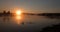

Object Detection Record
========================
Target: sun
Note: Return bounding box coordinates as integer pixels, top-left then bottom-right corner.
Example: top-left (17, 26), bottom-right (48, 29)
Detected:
top-left (16, 10), bottom-right (22, 15)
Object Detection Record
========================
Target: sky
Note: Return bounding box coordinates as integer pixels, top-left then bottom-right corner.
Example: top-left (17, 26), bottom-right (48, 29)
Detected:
top-left (0, 0), bottom-right (60, 13)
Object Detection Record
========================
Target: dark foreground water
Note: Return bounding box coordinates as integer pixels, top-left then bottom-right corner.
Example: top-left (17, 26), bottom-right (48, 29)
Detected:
top-left (0, 15), bottom-right (60, 32)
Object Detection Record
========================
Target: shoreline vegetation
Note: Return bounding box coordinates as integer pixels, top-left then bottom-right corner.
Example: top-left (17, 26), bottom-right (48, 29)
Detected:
top-left (0, 11), bottom-right (60, 18)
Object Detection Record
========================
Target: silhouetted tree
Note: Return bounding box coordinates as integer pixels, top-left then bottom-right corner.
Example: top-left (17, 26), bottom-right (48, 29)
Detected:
top-left (7, 11), bottom-right (10, 14)
top-left (3, 10), bottom-right (6, 14)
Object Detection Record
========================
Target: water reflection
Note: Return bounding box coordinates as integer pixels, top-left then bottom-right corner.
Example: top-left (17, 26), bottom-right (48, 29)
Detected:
top-left (16, 16), bottom-right (21, 20)
top-left (16, 16), bottom-right (21, 24)
top-left (14, 15), bottom-right (22, 25)
top-left (3, 16), bottom-right (10, 23)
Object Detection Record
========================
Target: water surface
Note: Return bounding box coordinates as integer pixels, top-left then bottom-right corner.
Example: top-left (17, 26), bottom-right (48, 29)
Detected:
top-left (0, 15), bottom-right (60, 32)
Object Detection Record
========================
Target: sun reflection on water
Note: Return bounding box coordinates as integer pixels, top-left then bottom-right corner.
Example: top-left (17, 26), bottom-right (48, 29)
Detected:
top-left (13, 14), bottom-right (23, 25)
top-left (16, 16), bottom-right (21, 20)
top-left (16, 15), bottom-right (21, 24)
